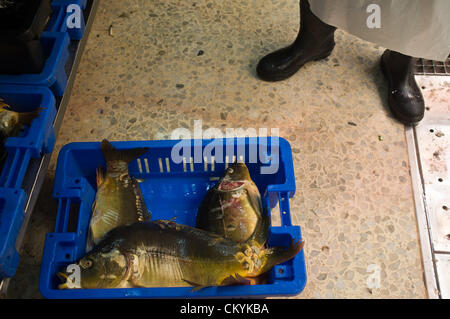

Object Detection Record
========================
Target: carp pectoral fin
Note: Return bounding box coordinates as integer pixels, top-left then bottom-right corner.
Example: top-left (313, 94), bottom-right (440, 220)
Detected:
top-left (96, 166), bottom-right (106, 187)
top-left (129, 282), bottom-right (146, 288)
top-left (57, 271), bottom-right (68, 281)
top-left (247, 273), bottom-right (269, 285)
top-left (221, 273), bottom-right (252, 287)
top-left (259, 239), bottom-right (305, 275)
top-left (183, 279), bottom-right (209, 292)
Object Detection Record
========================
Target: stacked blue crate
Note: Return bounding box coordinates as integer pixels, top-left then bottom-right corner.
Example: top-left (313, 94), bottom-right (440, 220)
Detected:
top-left (0, 1), bottom-right (89, 278)
top-left (0, 32), bottom-right (70, 97)
top-left (0, 1), bottom-right (87, 96)
top-left (0, 85), bottom-right (57, 278)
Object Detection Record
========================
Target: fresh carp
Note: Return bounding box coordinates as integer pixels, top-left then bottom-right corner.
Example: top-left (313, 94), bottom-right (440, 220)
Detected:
top-left (0, 99), bottom-right (41, 165)
top-left (0, 99), bottom-right (40, 139)
top-left (87, 140), bottom-right (151, 250)
top-left (58, 220), bottom-right (303, 289)
top-left (196, 162), bottom-right (270, 247)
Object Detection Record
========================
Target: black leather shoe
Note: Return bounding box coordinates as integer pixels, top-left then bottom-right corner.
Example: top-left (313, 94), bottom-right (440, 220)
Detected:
top-left (380, 50), bottom-right (425, 125)
top-left (257, 0), bottom-right (336, 82)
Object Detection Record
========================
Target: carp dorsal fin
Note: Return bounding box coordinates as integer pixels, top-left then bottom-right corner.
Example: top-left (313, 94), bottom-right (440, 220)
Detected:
top-left (221, 273), bottom-right (252, 286)
top-left (131, 178), bottom-right (150, 222)
top-left (101, 139), bottom-right (149, 164)
top-left (96, 166), bottom-right (106, 187)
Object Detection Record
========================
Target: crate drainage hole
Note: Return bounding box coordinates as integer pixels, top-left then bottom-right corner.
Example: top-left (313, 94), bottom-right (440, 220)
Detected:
top-left (137, 159), bottom-right (143, 173)
top-left (65, 254), bottom-right (70, 260)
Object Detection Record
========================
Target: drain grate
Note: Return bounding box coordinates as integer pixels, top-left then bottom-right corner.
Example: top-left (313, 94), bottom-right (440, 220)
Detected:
top-left (415, 55), bottom-right (450, 75)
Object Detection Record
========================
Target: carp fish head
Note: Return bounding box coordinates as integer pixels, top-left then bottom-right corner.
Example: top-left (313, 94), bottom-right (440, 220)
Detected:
top-left (58, 243), bottom-right (128, 289)
top-left (224, 162), bottom-right (251, 179)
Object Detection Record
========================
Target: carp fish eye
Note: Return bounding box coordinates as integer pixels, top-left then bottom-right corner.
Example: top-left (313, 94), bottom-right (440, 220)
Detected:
top-left (227, 168), bottom-right (234, 174)
top-left (80, 259), bottom-right (93, 269)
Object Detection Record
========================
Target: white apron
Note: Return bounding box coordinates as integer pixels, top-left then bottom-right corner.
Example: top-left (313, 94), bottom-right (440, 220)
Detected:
top-left (309, 0), bottom-right (450, 61)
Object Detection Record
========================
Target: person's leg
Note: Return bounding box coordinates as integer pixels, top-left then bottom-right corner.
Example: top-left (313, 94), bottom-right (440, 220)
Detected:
top-left (257, 0), bottom-right (336, 82)
top-left (380, 50), bottom-right (425, 125)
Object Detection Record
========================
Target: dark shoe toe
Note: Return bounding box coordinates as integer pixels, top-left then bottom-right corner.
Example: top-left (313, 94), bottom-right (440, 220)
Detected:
top-left (388, 92), bottom-right (425, 125)
top-left (256, 49), bottom-right (296, 82)
top-left (380, 51), bottom-right (425, 126)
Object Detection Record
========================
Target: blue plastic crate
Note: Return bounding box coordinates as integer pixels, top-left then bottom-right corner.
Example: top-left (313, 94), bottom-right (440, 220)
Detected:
top-left (0, 85), bottom-right (57, 189)
top-left (0, 32), bottom-right (70, 97)
top-left (46, 0), bottom-right (87, 40)
top-left (0, 85), bottom-right (57, 278)
top-left (39, 137), bottom-right (307, 299)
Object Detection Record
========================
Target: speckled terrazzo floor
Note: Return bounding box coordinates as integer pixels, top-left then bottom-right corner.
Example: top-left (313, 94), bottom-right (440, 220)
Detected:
top-left (6, 0), bottom-right (428, 298)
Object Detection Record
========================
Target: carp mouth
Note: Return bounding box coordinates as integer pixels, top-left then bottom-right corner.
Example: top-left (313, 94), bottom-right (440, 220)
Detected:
top-left (218, 180), bottom-right (245, 192)
top-left (57, 272), bottom-right (71, 289)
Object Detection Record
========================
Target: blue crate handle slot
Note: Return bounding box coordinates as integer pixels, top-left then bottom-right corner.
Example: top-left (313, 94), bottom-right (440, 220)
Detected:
top-left (279, 192), bottom-right (292, 227)
top-left (54, 177), bottom-right (95, 252)
top-left (0, 149), bottom-right (32, 189)
top-left (0, 188), bottom-right (27, 278)
top-left (54, 198), bottom-right (72, 234)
